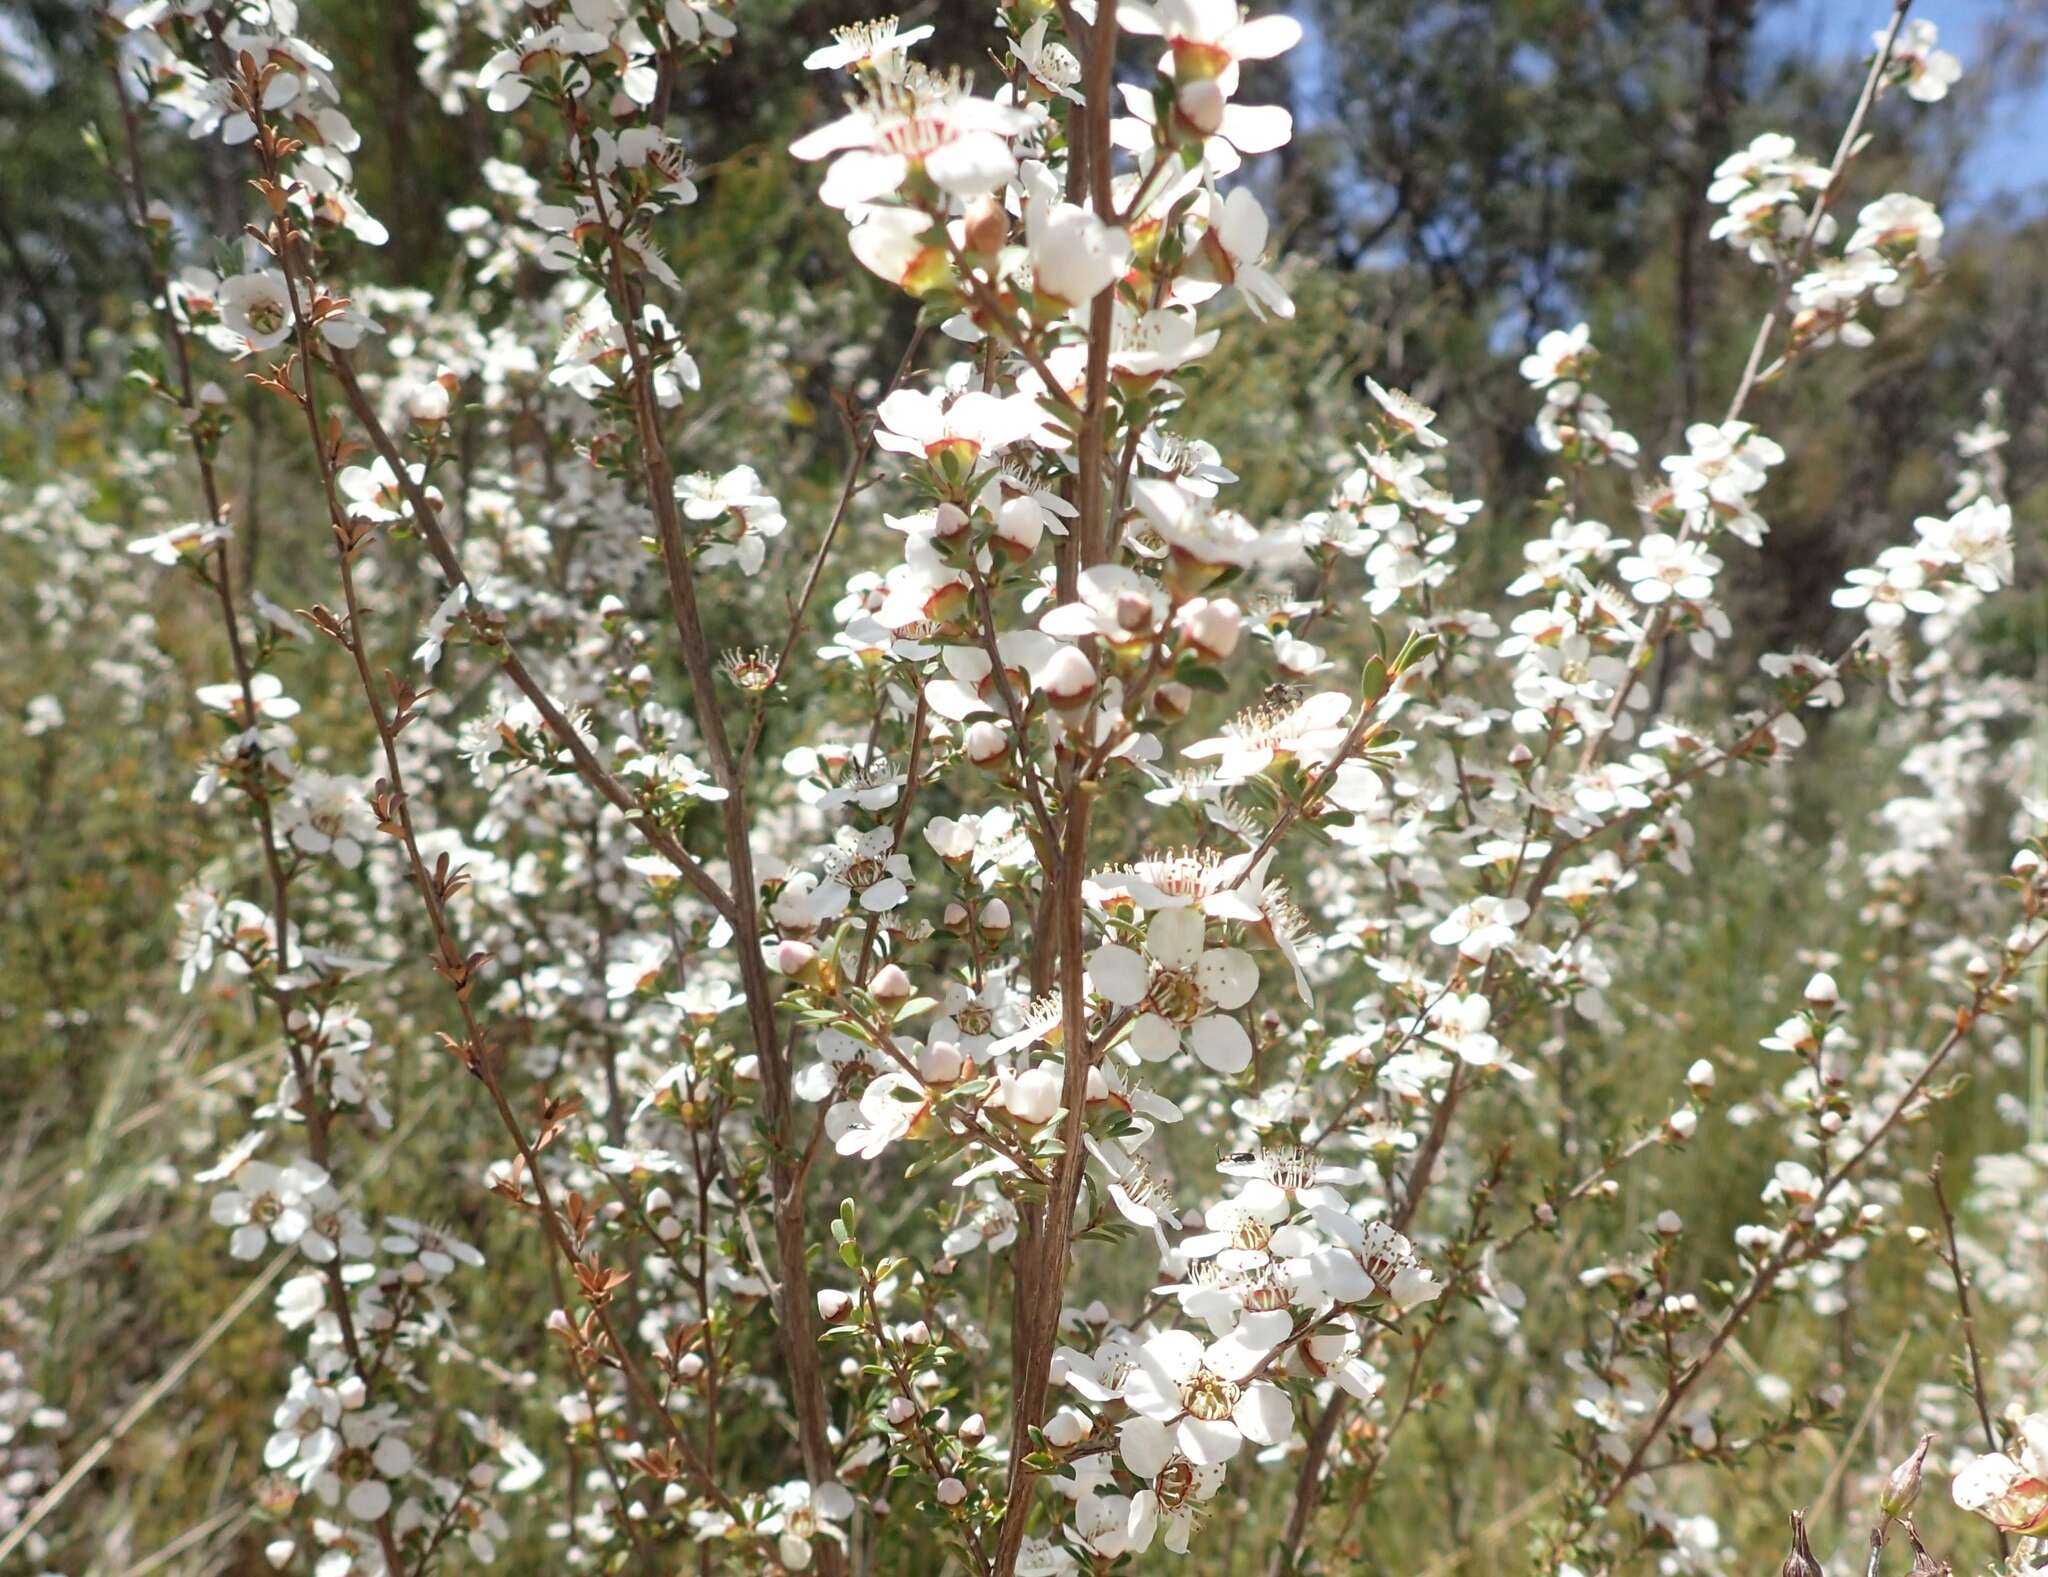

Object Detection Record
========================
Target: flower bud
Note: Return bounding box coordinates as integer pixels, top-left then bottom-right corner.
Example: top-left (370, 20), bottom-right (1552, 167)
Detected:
top-left (959, 1412), bottom-right (987, 1445)
top-left (1038, 644), bottom-right (1097, 711)
top-left (1781, 1509), bottom-right (1821, 1577)
top-left (817, 1288), bottom-right (854, 1323)
top-left (902, 1319), bottom-right (932, 1347)
top-left (678, 1351), bottom-right (705, 1381)
top-left (776, 939), bottom-right (818, 978)
top-left (871, 962), bottom-right (913, 1007)
top-left (407, 381), bottom-right (451, 425)
top-left (1880, 1432), bottom-right (1934, 1520)
top-left (1005, 1066), bottom-right (1061, 1125)
top-left (937, 1476), bottom-right (967, 1506)
top-left (1664, 1106), bottom-right (1698, 1142)
top-left (992, 496), bottom-right (1044, 564)
top-left (933, 501), bottom-right (972, 550)
top-left (963, 195), bottom-right (1007, 256)
top-left (1685, 1058), bottom-right (1716, 1097)
top-left (1803, 971), bottom-right (1839, 1009)
top-left (1043, 1408), bottom-right (1089, 1448)
top-left (965, 720), bottom-right (1009, 766)
top-left (886, 1395), bottom-right (917, 1426)
top-left (1152, 680), bottom-right (1194, 720)
top-left (1177, 596), bottom-right (1243, 659)
top-left (1654, 1210), bottom-right (1682, 1235)
top-left (920, 1038), bottom-right (964, 1084)
top-left (265, 1540), bottom-right (298, 1570)
top-left (978, 898), bottom-right (1013, 940)
top-left (1175, 77), bottom-right (1226, 135)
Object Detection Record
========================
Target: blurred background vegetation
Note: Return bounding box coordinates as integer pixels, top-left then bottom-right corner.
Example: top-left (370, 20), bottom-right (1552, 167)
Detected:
top-left (1, 0), bottom-right (2044, 1570)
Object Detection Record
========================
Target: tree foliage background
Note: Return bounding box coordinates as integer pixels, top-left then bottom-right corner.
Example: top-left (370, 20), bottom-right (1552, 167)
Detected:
top-left (1, 0), bottom-right (2046, 1571)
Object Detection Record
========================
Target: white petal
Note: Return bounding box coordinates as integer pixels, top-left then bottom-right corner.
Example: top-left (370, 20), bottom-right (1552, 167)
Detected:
top-left (1196, 946), bottom-right (1258, 1010)
top-left (1189, 1013), bottom-right (1252, 1074)
top-left (1088, 943), bottom-right (1150, 1006)
top-left (1130, 1013), bottom-right (1180, 1062)
top-left (1147, 906), bottom-right (1206, 969)
top-left (1118, 1416), bottom-right (1175, 1478)
top-left (1233, 1381), bottom-right (1293, 1446)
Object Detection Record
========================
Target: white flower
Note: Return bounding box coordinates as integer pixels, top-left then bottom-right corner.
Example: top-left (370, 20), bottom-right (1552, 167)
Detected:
top-left (195, 671), bottom-right (300, 726)
top-left (1831, 545), bottom-right (1945, 627)
top-left (1184, 186), bottom-right (1292, 320)
top-left (792, 80), bottom-right (1032, 208)
top-left (1519, 322), bottom-right (1591, 388)
top-left (1089, 907), bottom-right (1259, 1073)
top-left (874, 388), bottom-right (1046, 469)
top-left (1428, 894), bottom-right (1529, 960)
top-left (1364, 378), bottom-right (1448, 448)
top-left (1616, 532), bottom-right (1721, 606)
top-left (209, 1158), bottom-right (329, 1261)
top-left (832, 1072), bottom-right (927, 1159)
top-left (1028, 201), bottom-right (1131, 307)
top-left (219, 270), bottom-right (294, 351)
top-left (760, 1479), bottom-right (857, 1570)
top-left (678, 465), bottom-right (787, 575)
top-left (1952, 1413), bottom-right (2048, 1535)
top-left (1887, 18), bottom-right (1962, 104)
top-left (1118, 1316), bottom-right (1294, 1465)
top-left (1181, 690), bottom-right (1352, 783)
top-left (803, 17), bottom-right (933, 74)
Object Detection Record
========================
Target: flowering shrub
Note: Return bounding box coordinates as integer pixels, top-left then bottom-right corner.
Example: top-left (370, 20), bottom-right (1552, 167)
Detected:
top-left (2, 2), bottom-right (2044, 1575)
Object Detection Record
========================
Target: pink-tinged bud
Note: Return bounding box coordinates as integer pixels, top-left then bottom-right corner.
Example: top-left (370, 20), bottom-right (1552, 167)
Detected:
top-left (1804, 972), bottom-right (1839, 1009)
top-left (1507, 742), bottom-right (1534, 768)
top-left (886, 1395), bottom-right (917, 1426)
top-left (1664, 1106), bottom-right (1698, 1142)
top-left (547, 1308), bottom-right (574, 1335)
top-left (1964, 954), bottom-right (1992, 983)
top-left (936, 1477), bottom-right (967, 1506)
top-left (1152, 680), bottom-right (1194, 720)
top-left (1038, 645), bottom-right (1097, 710)
top-left (645, 1186), bottom-right (674, 1215)
top-left (963, 195), bottom-right (1007, 256)
top-left (902, 1319), bottom-right (932, 1347)
top-left (407, 381), bottom-right (451, 424)
top-left (1043, 1408), bottom-right (1089, 1448)
top-left (254, 1474), bottom-right (300, 1515)
top-left (1654, 1210), bottom-right (1682, 1235)
top-left (978, 898), bottom-right (1012, 938)
top-left (265, 1539), bottom-right (297, 1570)
top-left (2014, 847), bottom-right (2044, 879)
top-left (677, 1352), bottom-right (705, 1381)
top-left (1685, 1058), bottom-right (1716, 1096)
top-left (959, 1412), bottom-right (987, 1444)
top-left (1175, 76), bottom-right (1226, 135)
top-left (1178, 596), bottom-right (1243, 659)
top-left (943, 900), bottom-right (970, 931)
top-left (871, 963), bottom-right (913, 1005)
top-left (776, 939), bottom-right (817, 978)
top-left (919, 1038), bottom-right (964, 1084)
top-left (993, 496), bottom-right (1044, 563)
top-left (817, 1288), bottom-right (854, 1323)
top-left (733, 1053), bottom-right (761, 1082)
top-left (1005, 1066), bottom-right (1061, 1125)
top-left (965, 720), bottom-right (1009, 766)
top-left (933, 501), bottom-right (972, 548)
top-left (1115, 588), bottom-right (1157, 633)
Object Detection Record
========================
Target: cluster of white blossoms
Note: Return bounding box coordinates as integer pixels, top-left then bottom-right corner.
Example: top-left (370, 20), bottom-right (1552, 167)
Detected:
top-left (49, 0), bottom-right (2041, 1573)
